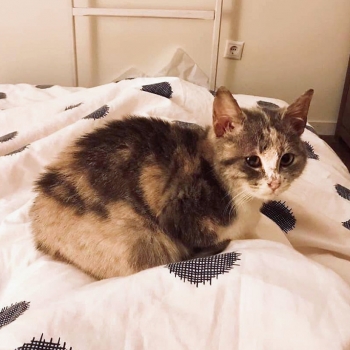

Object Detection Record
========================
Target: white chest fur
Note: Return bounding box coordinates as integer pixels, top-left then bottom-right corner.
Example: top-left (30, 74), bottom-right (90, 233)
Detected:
top-left (217, 198), bottom-right (262, 241)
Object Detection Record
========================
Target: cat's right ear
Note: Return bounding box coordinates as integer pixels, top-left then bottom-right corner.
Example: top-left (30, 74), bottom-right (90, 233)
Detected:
top-left (213, 86), bottom-right (244, 137)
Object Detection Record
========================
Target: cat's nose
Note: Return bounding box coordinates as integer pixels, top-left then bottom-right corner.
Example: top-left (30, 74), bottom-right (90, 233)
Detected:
top-left (268, 179), bottom-right (281, 191)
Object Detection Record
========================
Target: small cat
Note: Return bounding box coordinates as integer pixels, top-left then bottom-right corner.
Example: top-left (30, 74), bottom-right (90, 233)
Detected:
top-left (29, 86), bottom-right (313, 279)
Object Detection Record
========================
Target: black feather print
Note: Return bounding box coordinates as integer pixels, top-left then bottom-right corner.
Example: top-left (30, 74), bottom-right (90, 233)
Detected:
top-left (83, 105), bottom-right (110, 120)
top-left (260, 201), bottom-right (296, 233)
top-left (167, 252), bottom-right (240, 287)
top-left (0, 131), bottom-right (17, 143)
top-left (0, 301), bottom-right (30, 328)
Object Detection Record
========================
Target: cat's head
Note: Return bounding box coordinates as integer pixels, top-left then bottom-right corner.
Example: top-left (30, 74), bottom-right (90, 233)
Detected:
top-left (211, 86), bottom-right (314, 201)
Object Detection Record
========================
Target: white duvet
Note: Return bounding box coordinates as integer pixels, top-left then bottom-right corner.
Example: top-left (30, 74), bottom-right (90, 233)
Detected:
top-left (0, 78), bottom-right (350, 350)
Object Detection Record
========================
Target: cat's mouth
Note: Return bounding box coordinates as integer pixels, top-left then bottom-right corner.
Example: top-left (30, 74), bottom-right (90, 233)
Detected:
top-left (247, 183), bottom-right (289, 201)
top-left (257, 190), bottom-right (282, 200)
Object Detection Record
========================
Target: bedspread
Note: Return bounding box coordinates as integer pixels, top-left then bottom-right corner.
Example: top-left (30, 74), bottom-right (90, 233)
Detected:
top-left (0, 78), bottom-right (350, 350)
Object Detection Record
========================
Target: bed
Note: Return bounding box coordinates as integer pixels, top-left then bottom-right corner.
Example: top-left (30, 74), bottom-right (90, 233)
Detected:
top-left (1, 3), bottom-right (350, 350)
top-left (1, 77), bottom-right (350, 350)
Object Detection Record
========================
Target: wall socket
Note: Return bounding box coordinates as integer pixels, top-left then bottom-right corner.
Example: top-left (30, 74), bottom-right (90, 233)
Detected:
top-left (224, 40), bottom-right (245, 60)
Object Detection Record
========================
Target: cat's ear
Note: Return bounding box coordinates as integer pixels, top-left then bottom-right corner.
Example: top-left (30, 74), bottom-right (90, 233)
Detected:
top-left (283, 89), bottom-right (314, 136)
top-left (213, 86), bottom-right (244, 137)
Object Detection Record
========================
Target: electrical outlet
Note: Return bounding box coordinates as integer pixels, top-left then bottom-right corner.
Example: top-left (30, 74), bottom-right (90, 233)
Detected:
top-left (224, 40), bottom-right (245, 60)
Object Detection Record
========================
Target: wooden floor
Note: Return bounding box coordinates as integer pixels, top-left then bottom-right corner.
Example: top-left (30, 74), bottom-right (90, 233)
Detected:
top-left (320, 135), bottom-right (350, 172)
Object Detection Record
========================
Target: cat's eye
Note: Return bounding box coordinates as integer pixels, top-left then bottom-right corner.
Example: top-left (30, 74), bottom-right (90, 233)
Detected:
top-left (246, 156), bottom-right (261, 168)
top-left (280, 153), bottom-right (294, 167)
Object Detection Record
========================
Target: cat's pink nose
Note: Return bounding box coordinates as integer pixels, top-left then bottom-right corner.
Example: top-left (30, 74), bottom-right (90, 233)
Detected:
top-left (268, 179), bottom-right (281, 191)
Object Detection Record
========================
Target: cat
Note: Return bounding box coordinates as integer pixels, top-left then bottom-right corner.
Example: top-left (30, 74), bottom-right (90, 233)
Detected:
top-left (29, 86), bottom-right (313, 279)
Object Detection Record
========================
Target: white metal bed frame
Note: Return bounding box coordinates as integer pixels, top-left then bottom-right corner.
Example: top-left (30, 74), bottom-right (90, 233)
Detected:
top-left (70, 0), bottom-right (223, 90)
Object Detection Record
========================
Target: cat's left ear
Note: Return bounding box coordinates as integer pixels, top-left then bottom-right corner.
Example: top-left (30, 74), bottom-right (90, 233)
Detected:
top-left (283, 89), bottom-right (314, 136)
top-left (213, 86), bottom-right (245, 137)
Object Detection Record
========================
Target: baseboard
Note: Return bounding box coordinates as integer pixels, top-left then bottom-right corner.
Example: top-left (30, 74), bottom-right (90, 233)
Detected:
top-left (308, 121), bottom-right (337, 135)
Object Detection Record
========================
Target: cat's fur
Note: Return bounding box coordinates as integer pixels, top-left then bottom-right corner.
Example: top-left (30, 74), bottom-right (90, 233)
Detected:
top-left (29, 87), bottom-right (313, 279)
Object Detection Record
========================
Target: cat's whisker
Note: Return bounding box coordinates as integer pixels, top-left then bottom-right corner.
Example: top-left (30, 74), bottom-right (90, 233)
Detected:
top-left (229, 199), bottom-right (236, 220)
top-left (229, 192), bottom-right (247, 213)
top-left (226, 190), bottom-right (249, 220)
top-left (234, 193), bottom-right (253, 211)
top-left (234, 190), bottom-right (249, 200)
top-left (224, 190), bottom-right (246, 217)
top-left (232, 192), bottom-right (247, 205)
top-left (224, 196), bottom-right (235, 218)
top-left (231, 190), bottom-right (247, 202)
top-left (224, 198), bottom-right (233, 220)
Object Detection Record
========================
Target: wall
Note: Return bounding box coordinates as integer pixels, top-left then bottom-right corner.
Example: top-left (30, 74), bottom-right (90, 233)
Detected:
top-left (1, 0), bottom-right (350, 134)
top-left (219, 0), bottom-right (350, 134)
top-left (0, 0), bottom-right (73, 86)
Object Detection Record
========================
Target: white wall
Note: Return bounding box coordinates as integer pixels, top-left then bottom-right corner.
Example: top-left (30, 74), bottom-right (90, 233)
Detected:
top-left (218, 0), bottom-right (350, 134)
top-left (1, 0), bottom-right (350, 133)
top-left (0, 0), bottom-right (73, 86)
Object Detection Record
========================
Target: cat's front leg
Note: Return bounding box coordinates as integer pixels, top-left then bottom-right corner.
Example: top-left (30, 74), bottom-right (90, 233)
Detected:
top-left (218, 198), bottom-right (262, 241)
top-left (191, 239), bottom-right (231, 259)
